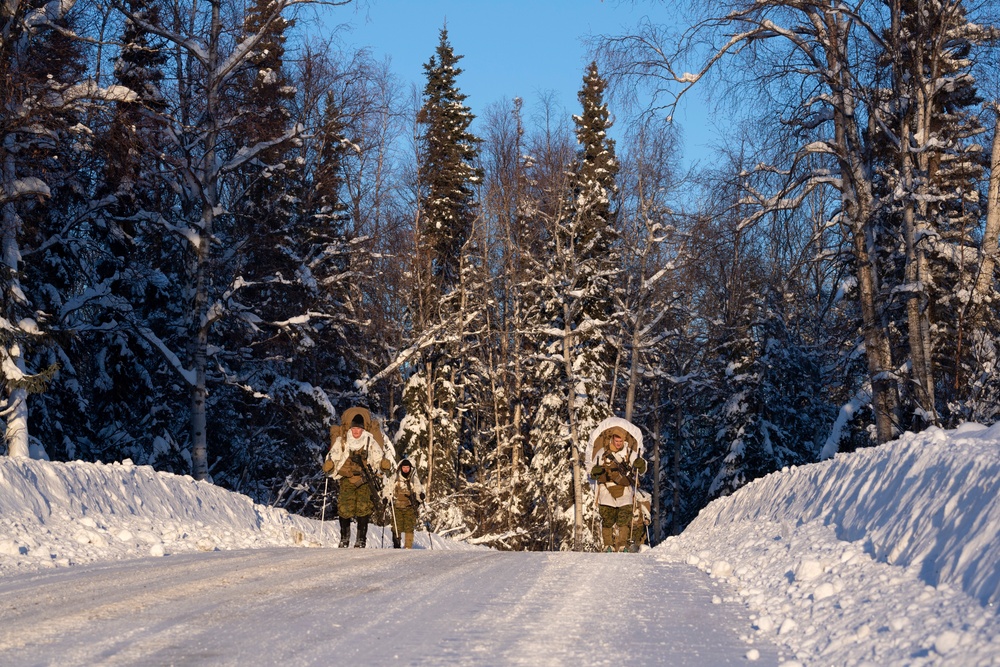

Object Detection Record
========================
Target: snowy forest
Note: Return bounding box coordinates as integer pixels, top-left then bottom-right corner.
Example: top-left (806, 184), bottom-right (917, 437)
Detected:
top-left (2, 0), bottom-right (1000, 551)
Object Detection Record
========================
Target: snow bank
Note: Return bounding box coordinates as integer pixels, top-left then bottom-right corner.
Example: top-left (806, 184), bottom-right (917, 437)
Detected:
top-left (0, 458), bottom-right (459, 576)
top-left (656, 425), bottom-right (1000, 666)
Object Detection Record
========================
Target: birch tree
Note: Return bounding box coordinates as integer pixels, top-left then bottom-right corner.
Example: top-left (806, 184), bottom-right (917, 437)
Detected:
top-left (599, 2), bottom-right (915, 443)
top-left (111, 0), bottom-right (351, 480)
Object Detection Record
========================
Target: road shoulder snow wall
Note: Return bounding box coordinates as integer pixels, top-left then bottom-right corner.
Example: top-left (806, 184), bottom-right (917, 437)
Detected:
top-left (681, 424), bottom-right (1000, 607)
top-left (0, 458), bottom-right (319, 568)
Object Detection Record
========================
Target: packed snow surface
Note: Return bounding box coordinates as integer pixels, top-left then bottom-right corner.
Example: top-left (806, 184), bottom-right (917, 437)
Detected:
top-left (0, 550), bottom-right (769, 665)
top-left (0, 423), bottom-right (998, 665)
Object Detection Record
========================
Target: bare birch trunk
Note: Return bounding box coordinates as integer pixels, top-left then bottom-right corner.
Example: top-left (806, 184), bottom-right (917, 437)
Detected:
top-left (651, 389), bottom-right (662, 543)
top-left (672, 401), bottom-right (682, 536)
top-left (564, 302), bottom-right (584, 551)
top-left (901, 150), bottom-right (937, 425)
top-left (189, 0), bottom-right (222, 482)
top-left (624, 319), bottom-right (640, 422)
top-left (896, 3), bottom-right (938, 426)
top-left (974, 108), bottom-right (1000, 301)
top-left (826, 9), bottom-right (899, 442)
top-left (425, 360), bottom-right (435, 501)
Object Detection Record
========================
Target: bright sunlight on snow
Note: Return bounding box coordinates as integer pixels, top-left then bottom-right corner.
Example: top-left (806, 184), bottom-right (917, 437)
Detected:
top-left (1, 424), bottom-right (998, 665)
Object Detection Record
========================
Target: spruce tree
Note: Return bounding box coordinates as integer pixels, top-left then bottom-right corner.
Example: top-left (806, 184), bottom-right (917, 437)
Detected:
top-left (904, 0), bottom-right (992, 419)
top-left (525, 62), bottom-right (620, 550)
top-left (871, 0), bottom-right (992, 427)
top-left (50, 0), bottom-right (183, 469)
top-left (398, 28), bottom-right (482, 502)
top-left (568, 62), bottom-right (620, 431)
top-left (416, 27), bottom-right (482, 304)
top-left (1, 0), bottom-right (87, 457)
top-left (571, 62), bottom-right (620, 318)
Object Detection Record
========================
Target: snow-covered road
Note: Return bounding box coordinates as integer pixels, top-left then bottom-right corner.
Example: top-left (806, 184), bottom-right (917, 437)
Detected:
top-left (0, 549), bottom-right (776, 666)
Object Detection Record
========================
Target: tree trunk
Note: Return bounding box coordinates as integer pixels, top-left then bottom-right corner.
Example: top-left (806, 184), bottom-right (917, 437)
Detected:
top-left (974, 108), bottom-right (1000, 301)
top-left (672, 400), bottom-right (682, 536)
top-left (564, 302), bottom-right (584, 551)
top-left (901, 149), bottom-right (937, 425)
top-left (651, 387), bottom-right (662, 544)
top-left (4, 344), bottom-right (29, 459)
top-left (189, 0), bottom-right (222, 482)
top-left (852, 225), bottom-right (900, 442)
top-left (895, 2), bottom-right (938, 426)
top-left (825, 8), bottom-right (899, 442)
top-left (624, 316), bottom-right (641, 422)
top-left (425, 360), bottom-right (435, 501)
top-left (2, 151), bottom-right (29, 459)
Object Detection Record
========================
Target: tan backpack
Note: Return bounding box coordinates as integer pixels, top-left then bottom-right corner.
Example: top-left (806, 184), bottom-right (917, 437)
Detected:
top-left (592, 425), bottom-right (639, 465)
top-left (329, 406), bottom-right (387, 453)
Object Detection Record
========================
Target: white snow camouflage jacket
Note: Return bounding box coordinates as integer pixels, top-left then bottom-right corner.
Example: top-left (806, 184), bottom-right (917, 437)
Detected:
top-left (326, 431), bottom-right (393, 481)
top-left (594, 447), bottom-right (638, 508)
top-left (382, 467), bottom-right (424, 507)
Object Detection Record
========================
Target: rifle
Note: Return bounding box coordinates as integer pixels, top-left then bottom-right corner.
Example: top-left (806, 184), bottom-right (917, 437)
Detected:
top-left (603, 455), bottom-right (637, 487)
top-left (356, 454), bottom-right (388, 519)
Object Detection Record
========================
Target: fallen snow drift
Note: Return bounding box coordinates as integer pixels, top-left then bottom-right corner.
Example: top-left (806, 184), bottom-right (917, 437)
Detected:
top-left (656, 424), bottom-right (1000, 666)
top-left (0, 458), bottom-right (457, 576)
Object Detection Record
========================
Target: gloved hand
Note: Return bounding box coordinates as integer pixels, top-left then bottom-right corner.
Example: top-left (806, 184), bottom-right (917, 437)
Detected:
top-left (380, 458), bottom-right (391, 471)
top-left (590, 466), bottom-right (604, 477)
top-left (322, 460), bottom-right (334, 473)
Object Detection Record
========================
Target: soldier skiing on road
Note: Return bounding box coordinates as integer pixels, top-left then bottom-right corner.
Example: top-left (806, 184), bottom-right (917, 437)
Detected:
top-left (383, 458), bottom-right (424, 549)
top-left (323, 408), bottom-right (394, 548)
top-left (586, 417), bottom-right (648, 552)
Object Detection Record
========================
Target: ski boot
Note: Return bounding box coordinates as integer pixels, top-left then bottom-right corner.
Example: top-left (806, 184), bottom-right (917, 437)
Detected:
top-left (354, 516), bottom-right (369, 548)
top-left (338, 518), bottom-right (351, 548)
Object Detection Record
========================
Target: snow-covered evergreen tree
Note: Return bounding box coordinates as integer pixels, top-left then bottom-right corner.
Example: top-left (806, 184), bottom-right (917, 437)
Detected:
top-left (396, 28), bottom-right (482, 503)
top-left (0, 0), bottom-right (112, 458)
top-left (30, 0), bottom-right (189, 470)
top-left (525, 63), bottom-right (620, 550)
top-left (892, 0), bottom-right (995, 425)
top-left (97, 0), bottom-right (358, 483)
top-left (416, 27), bottom-right (481, 299)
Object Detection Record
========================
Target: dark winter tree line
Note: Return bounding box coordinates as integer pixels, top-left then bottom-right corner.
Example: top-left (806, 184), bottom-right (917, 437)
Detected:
top-left (2, 0), bottom-right (1000, 551)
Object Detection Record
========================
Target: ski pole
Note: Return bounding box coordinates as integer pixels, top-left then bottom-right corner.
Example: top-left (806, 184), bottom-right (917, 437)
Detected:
top-left (593, 483), bottom-right (603, 550)
top-left (380, 494), bottom-right (386, 549)
top-left (390, 497), bottom-right (399, 547)
top-left (320, 476), bottom-right (329, 546)
top-left (628, 468), bottom-right (639, 552)
top-left (424, 507), bottom-right (433, 551)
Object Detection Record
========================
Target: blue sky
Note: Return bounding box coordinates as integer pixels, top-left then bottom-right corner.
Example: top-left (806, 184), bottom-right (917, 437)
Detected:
top-left (334, 0), bottom-right (716, 166)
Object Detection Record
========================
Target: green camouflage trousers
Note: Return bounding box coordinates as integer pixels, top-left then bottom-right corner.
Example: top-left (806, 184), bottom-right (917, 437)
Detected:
top-left (598, 504), bottom-right (631, 527)
top-left (599, 504), bottom-right (644, 549)
top-left (338, 480), bottom-right (374, 518)
top-left (391, 505), bottom-right (417, 535)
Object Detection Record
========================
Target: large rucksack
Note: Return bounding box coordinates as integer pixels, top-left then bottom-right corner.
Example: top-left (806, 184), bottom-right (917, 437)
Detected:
top-left (590, 425), bottom-right (640, 466)
top-left (329, 406), bottom-right (387, 453)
